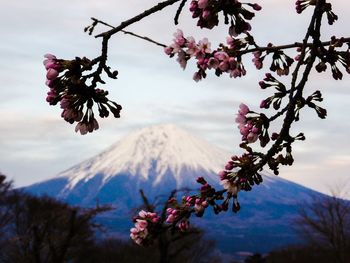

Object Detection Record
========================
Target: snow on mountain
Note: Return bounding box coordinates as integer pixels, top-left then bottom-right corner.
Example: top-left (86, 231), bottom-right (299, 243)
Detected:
top-left (28, 124), bottom-right (235, 204)
top-left (59, 124), bottom-right (228, 190)
top-left (25, 123), bottom-right (331, 255)
top-left (27, 123), bottom-right (309, 204)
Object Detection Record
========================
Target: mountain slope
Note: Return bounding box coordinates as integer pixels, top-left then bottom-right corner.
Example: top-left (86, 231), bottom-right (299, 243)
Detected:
top-left (25, 124), bottom-right (327, 256)
top-left (27, 124), bottom-right (228, 205)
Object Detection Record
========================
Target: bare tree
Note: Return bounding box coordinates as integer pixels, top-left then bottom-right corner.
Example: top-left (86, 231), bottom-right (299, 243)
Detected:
top-left (0, 173), bottom-right (12, 232)
top-left (0, 191), bottom-right (110, 263)
top-left (296, 192), bottom-right (350, 263)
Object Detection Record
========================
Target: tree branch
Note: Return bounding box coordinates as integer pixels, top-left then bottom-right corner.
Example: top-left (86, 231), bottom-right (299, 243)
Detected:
top-left (95, 0), bottom-right (181, 38)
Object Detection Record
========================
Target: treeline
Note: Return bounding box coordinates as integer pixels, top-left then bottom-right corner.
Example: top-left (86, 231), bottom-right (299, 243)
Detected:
top-left (1, 173), bottom-right (349, 263)
top-left (0, 174), bottom-right (220, 263)
top-left (243, 190), bottom-right (350, 263)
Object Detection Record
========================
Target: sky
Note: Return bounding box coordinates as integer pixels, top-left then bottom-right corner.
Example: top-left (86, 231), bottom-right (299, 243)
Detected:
top-left (0, 0), bottom-right (350, 198)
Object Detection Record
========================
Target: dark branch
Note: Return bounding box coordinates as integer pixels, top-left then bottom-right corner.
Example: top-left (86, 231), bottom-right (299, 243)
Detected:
top-left (95, 0), bottom-right (181, 38)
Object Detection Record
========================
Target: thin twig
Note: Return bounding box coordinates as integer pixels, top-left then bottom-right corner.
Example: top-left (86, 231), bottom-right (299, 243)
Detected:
top-left (91, 17), bottom-right (166, 47)
top-left (95, 0), bottom-right (181, 38)
top-left (240, 38), bottom-right (350, 55)
top-left (174, 0), bottom-right (188, 25)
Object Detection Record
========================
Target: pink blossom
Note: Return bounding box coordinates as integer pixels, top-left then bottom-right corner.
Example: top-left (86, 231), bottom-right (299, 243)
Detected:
top-left (251, 127), bottom-right (259, 133)
top-left (138, 210), bottom-right (148, 218)
top-left (226, 36), bottom-right (235, 47)
top-left (44, 53), bottom-right (56, 60)
top-left (130, 227), bottom-right (139, 235)
top-left (166, 214), bottom-right (176, 223)
top-left (194, 203), bottom-right (204, 213)
top-left (198, 0), bottom-right (208, 9)
top-left (185, 36), bottom-right (198, 56)
top-left (247, 132), bottom-right (258, 143)
top-left (178, 220), bottom-right (189, 232)
top-left (60, 97), bottom-right (70, 109)
top-left (45, 79), bottom-right (54, 87)
top-left (253, 57), bottom-right (263, 69)
top-left (45, 61), bottom-right (60, 70)
top-left (198, 38), bottom-right (211, 53)
top-left (218, 170), bottom-right (228, 180)
top-left (164, 46), bottom-right (173, 55)
top-left (225, 161), bottom-right (235, 171)
top-left (235, 114), bottom-right (246, 124)
top-left (46, 89), bottom-right (56, 104)
top-left (135, 219), bottom-right (148, 230)
top-left (176, 50), bottom-right (187, 69)
top-left (61, 109), bottom-right (83, 122)
top-left (75, 122), bottom-right (88, 135)
top-left (239, 125), bottom-right (250, 137)
top-left (214, 51), bottom-right (229, 61)
top-left (90, 119), bottom-right (100, 132)
top-left (202, 10), bottom-right (211, 20)
top-left (193, 71), bottom-right (202, 82)
top-left (207, 57), bottom-right (219, 69)
top-left (252, 3), bottom-right (262, 11)
top-left (219, 61), bottom-right (229, 71)
top-left (46, 68), bottom-right (59, 80)
top-left (173, 29), bottom-right (185, 46)
top-left (220, 179), bottom-right (240, 195)
top-left (239, 103), bottom-right (249, 115)
top-left (229, 57), bottom-right (237, 69)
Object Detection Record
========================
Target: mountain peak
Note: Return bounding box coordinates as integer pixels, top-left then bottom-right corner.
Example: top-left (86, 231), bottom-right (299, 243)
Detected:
top-left (58, 124), bottom-right (229, 191)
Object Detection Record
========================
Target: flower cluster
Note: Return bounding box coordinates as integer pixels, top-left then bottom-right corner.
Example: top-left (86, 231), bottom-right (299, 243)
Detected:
top-left (295, 0), bottom-right (337, 25)
top-left (165, 30), bottom-right (257, 81)
top-left (314, 37), bottom-right (350, 80)
top-left (130, 210), bottom-right (160, 245)
top-left (270, 50), bottom-right (294, 76)
top-left (235, 103), bottom-right (261, 144)
top-left (43, 54), bottom-right (122, 135)
top-left (166, 206), bottom-right (190, 232)
top-left (44, 54), bottom-right (64, 104)
top-left (189, 0), bottom-right (261, 36)
top-left (220, 153), bottom-right (263, 190)
top-left (259, 73), bottom-right (287, 110)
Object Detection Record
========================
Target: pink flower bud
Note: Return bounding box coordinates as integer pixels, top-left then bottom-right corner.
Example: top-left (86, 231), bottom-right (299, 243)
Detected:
top-left (219, 170), bottom-right (227, 180)
top-left (260, 99), bottom-right (267, 109)
top-left (252, 3), bottom-right (262, 11)
top-left (46, 68), bottom-right (59, 80)
top-left (193, 71), bottom-right (202, 82)
top-left (164, 46), bottom-right (173, 55)
top-left (198, 0), bottom-right (208, 9)
top-left (239, 103), bottom-right (249, 115)
top-left (166, 214), bottom-right (175, 223)
top-left (247, 132), bottom-right (258, 143)
top-left (44, 53), bottom-right (56, 59)
top-left (225, 161), bottom-right (235, 171)
top-left (240, 126), bottom-right (250, 137)
top-left (135, 219), bottom-right (148, 230)
top-left (45, 79), bottom-right (54, 87)
top-left (202, 10), bottom-right (211, 20)
top-left (252, 127), bottom-right (259, 134)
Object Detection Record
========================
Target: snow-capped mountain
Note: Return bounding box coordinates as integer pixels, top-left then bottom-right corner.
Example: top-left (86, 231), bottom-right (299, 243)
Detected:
top-left (27, 124), bottom-right (229, 206)
top-left (25, 124), bottom-right (328, 255)
top-left (61, 123), bottom-right (227, 188)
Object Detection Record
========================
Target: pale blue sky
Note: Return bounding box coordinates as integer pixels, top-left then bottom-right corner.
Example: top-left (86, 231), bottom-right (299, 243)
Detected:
top-left (1, 0), bottom-right (350, 198)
